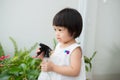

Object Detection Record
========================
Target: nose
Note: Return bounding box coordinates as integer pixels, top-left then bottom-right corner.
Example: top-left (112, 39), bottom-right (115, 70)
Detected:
top-left (55, 31), bottom-right (59, 37)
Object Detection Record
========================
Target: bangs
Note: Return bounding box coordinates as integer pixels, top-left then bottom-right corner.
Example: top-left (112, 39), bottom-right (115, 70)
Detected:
top-left (53, 9), bottom-right (75, 27)
top-left (53, 13), bottom-right (68, 27)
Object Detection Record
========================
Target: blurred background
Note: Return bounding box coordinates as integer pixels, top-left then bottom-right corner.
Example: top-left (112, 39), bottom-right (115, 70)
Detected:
top-left (0, 0), bottom-right (120, 80)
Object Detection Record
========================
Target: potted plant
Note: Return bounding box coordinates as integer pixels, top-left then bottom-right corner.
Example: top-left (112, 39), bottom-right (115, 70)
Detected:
top-left (0, 37), bottom-right (42, 80)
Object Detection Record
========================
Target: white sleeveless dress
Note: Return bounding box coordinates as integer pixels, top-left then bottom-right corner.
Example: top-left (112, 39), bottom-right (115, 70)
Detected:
top-left (38, 43), bottom-right (86, 80)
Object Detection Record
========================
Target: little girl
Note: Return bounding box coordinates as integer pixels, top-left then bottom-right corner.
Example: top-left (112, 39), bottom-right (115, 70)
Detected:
top-left (38, 8), bottom-right (86, 80)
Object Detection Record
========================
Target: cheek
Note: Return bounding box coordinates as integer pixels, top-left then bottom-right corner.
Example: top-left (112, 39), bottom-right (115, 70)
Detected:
top-left (61, 34), bottom-right (71, 40)
top-left (64, 32), bottom-right (71, 38)
top-left (61, 33), bottom-right (67, 38)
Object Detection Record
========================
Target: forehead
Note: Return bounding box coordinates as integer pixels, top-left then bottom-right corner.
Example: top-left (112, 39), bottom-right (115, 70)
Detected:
top-left (53, 26), bottom-right (65, 29)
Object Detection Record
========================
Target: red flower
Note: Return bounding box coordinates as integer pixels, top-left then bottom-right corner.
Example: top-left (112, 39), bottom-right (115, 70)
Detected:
top-left (0, 55), bottom-right (10, 61)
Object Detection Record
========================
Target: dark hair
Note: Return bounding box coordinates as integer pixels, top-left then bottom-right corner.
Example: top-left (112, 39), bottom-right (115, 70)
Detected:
top-left (53, 8), bottom-right (83, 38)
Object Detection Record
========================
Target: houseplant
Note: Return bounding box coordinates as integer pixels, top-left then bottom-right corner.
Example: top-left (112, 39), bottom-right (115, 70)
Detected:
top-left (0, 37), bottom-right (42, 80)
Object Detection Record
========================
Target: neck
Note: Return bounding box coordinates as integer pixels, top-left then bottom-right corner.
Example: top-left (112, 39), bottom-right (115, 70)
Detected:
top-left (60, 39), bottom-right (76, 48)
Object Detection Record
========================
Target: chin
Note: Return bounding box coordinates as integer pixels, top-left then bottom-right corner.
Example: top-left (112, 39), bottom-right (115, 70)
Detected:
top-left (57, 39), bottom-right (61, 42)
top-left (57, 40), bottom-right (61, 42)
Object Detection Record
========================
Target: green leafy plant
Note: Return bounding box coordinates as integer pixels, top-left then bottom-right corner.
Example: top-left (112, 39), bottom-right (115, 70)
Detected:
top-left (0, 37), bottom-right (42, 80)
top-left (84, 51), bottom-right (96, 72)
top-left (0, 43), bottom-right (5, 56)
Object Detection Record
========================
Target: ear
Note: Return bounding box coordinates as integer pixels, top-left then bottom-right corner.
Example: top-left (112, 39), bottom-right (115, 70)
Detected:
top-left (72, 32), bottom-right (76, 38)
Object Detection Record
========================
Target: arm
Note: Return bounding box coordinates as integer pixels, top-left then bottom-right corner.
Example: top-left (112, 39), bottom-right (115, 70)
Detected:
top-left (53, 47), bottom-right (82, 76)
top-left (41, 47), bottom-right (82, 77)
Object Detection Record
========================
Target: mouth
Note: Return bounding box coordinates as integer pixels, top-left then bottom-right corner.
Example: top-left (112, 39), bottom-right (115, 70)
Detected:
top-left (57, 38), bottom-right (60, 39)
top-left (57, 37), bottom-right (61, 40)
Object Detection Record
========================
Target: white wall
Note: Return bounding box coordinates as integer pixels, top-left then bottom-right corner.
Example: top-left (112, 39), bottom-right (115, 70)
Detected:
top-left (0, 0), bottom-right (79, 55)
top-left (94, 0), bottom-right (120, 79)
top-left (83, 0), bottom-right (120, 80)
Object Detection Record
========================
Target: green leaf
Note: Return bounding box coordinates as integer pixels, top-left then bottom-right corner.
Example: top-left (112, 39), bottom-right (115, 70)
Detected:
top-left (85, 65), bottom-right (89, 72)
top-left (0, 43), bottom-right (5, 56)
top-left (53, 38), bottom-right (57, 49)
top-left (0, 70), bottom-right (10, 79)
top-left (0, 75), bottom-right (10, 80)
top-left (88, 62), bottom-right (92, 71)
top-left (19, 63), bottom-right (27, 71)
top-left (84, 56), bottom-right (90, 63)
top-left (30, 58), bottom-right (36, 66)
top-left (9, 37), bottom-right (19, 56)
top-left (9, 67), bottom-right (20, 76)
top-left (27, 69), bottom-right (40, 80)
top-left (90, 51), bottom-right (97, 61)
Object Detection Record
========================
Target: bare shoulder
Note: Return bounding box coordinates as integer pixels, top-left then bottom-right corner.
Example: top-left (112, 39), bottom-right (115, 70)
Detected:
top-left (71, 46), bottom-right (82, 58)
top-left (70, 46), bottom-right (82, 75)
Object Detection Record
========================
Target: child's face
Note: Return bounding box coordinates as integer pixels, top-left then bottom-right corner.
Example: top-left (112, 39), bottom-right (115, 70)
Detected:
top-left (53, 26), bottom-right (74, 44)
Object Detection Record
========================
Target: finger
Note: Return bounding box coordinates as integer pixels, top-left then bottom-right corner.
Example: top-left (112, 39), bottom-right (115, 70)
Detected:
top-left (37, 52), bottom-right (45, 60)
top-left (36, 48), bottom-right (40, 53)
top-left (41, 65), bottom-right (47, 71)
top-left (40, 61), bottom-right (45, 66)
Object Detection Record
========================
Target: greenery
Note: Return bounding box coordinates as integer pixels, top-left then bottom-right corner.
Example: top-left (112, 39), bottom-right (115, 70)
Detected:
top-left (0, 37), bottom-right (42, 80)
top-left (84, 51), bottom-right (96, 72)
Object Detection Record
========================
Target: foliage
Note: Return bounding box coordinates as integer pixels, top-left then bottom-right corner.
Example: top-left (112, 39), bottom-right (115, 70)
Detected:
top-left (53, 38), bottom-right (57, 50)
top-left (84, 51), bottom-right (96, 72)
top-left (0, 37), bottom-right (42, 80)
top-left (0, 43), bottom-right (5, 56)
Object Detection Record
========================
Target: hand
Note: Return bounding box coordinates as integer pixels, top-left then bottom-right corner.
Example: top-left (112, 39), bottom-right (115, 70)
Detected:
top-left (36, 48), bottom-right (44, 60)
top-left (40, 61), bottom-right (54, 72)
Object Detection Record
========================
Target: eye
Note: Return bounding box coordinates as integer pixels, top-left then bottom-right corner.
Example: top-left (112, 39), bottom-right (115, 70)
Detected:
top-left (54, 28), bottom-right (56, 31)
top-left (58, 29), bottom-right (62, 31)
